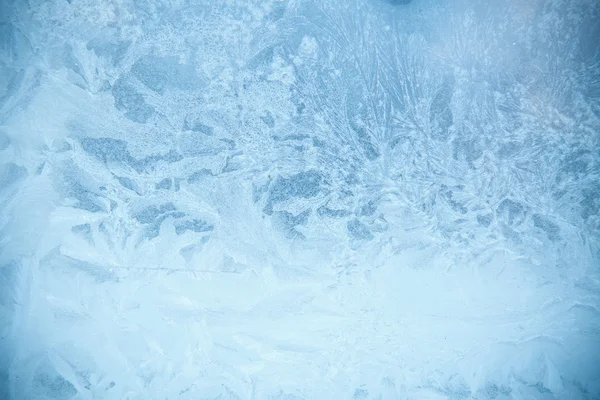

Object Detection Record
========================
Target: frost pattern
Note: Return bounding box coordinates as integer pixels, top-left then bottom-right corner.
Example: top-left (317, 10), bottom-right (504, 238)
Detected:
top-left (1, 0), bottom-right (599, 399)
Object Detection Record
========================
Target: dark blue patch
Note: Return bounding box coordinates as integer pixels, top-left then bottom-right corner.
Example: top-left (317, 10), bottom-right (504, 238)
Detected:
top-left (580, 184), bottom-right (600, 219)
top-left (358, 201), bottom-right (377, 217)
top-left (429, 75), bottom-right (454, 140)
top-left (138, 150), bottom-right (182, 171)
top-left (71, 224), bottom-right (91, 235)
top-left (80, 137), bottom-right (181, 173)
top-left (477, 214), bottom-right (493, 228)
top-left (183, 118), bottom-right (214, 135)
top-left (532, 214), bottom-right (560, 241)
top-left (355, 127), bottom-right (380, 160)
top-left (265, 170), bottom-right (323, 214)
top-left (80, 137), bottom-right (133, 164)
top-left (318, 206), bottom-right (351, 218)
top-left (111, 77), bottom-right (154, 123)
top-left (482, 383), bottom-right (499, 399)
top-left (174, 219), bottom-right (214, 235)
top-left (453, 138), bottom-right (483, 166)
top-left (441, 186), bottom-right (467, 214)
top-left (86, 36), bottom-right (130, 66)
top-left (273, 210), bottom-right (311, 239)
top-left (116, 176), bottom-right (138, 193)
top-left (188, 169), bottom-right (213, 183)
top-left (131, 55), bottom-right (201, 94)
top-left (0, 162), bottom-right (27, 188)
top-left (261, 112), bottom-right (275, 128)
top-left (353, 388), bottom-right (368, 399)
top-left (347, 219), bottom-right (373, 240)
top-left (496, 198), bottom-right (526, 226)
top-left (155, 178), bottom-right (172, 190)
top-left (59, 174), bottom-right (105, 213)
top-left (273, 134), bottom-right (310, 142)
top-left (134, 206), bottom-right (162, 224)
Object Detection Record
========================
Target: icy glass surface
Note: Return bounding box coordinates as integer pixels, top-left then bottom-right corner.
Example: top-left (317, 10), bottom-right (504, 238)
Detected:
top-left (1, 0), bottom-right (599, 398)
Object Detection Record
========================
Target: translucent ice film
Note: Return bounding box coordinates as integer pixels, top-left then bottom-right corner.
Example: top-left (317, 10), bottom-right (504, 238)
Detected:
top-left (1, 0), bottom-right (599, 398)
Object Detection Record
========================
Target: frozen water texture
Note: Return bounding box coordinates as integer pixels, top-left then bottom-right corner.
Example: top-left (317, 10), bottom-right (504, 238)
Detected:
top-left (1, 0), bottom-right (600, 398)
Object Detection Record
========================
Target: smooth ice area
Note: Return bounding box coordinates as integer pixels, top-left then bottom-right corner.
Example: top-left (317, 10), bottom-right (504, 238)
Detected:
top-left (1, 0), bottom-right (599, 398)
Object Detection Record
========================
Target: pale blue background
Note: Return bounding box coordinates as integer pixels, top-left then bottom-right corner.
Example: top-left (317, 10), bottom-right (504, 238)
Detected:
top-left (0, 0), bottom-right (599, 398)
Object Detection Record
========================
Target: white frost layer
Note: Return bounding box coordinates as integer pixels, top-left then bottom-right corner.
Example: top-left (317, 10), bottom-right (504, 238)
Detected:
top-left (1, 0), bottom-right (599, 398)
